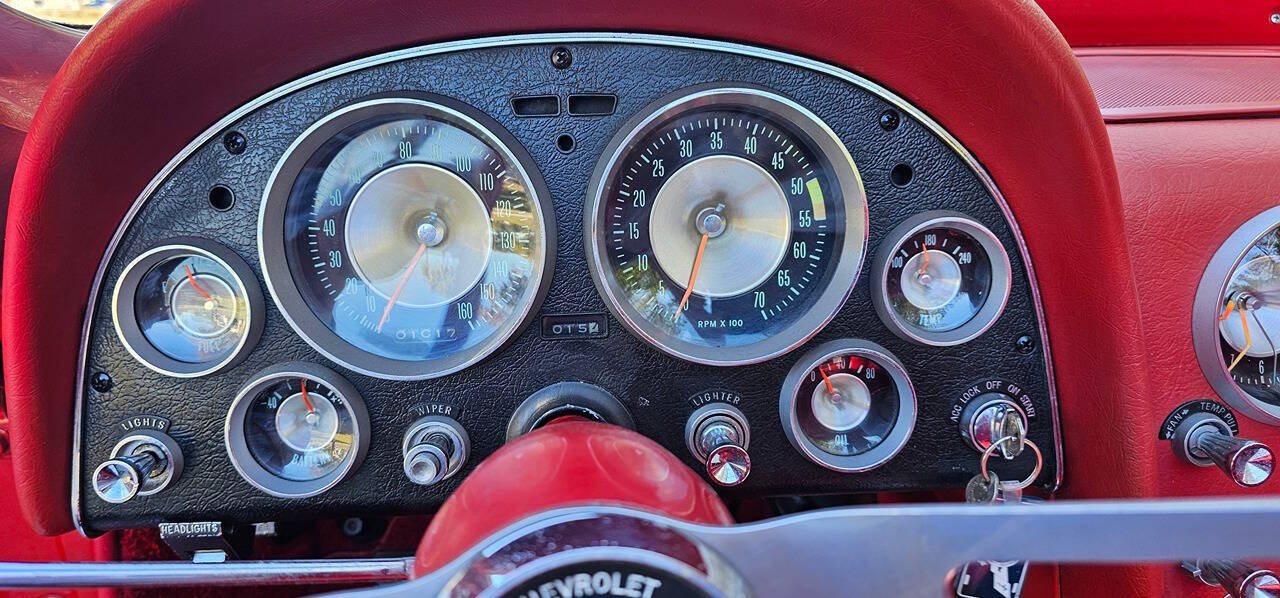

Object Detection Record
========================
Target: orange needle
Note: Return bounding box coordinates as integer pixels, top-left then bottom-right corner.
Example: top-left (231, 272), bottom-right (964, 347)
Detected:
top-left (1227, 302), bottom-right (1253, 372)
top-left (300, 379), bottom-right (315, 414)
top-left (377, 242), bottom-right (428, 333)
top-left (919, 239), bottom-right (931, 275)
top-left (818, 366), bottom-right (836, 396)
top-left (184, 265), bottom-right (212, 300)
top-left (675, 232), bottom-right (711, 320)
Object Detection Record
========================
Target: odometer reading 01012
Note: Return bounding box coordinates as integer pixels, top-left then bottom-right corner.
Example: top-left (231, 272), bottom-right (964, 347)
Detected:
top-left (261, 98), bottom-right (553, 380)
top-left (587, 87), bottom-right (867, 365)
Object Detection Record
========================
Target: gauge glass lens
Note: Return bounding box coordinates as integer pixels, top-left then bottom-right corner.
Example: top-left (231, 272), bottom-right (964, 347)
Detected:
top-left (130, 253), bottom-right (251, 365)
top-left (886, 227), bottom-right (992, 333)
top-left (245, 378), bottom-right (355, 482)
top-left (589, 88), bottom-right (866, 364)
top-left (1219, 229), bottom-right (1280, 406)
top-left (264, 99), bottom-right (550, 379)
top-left (796, 354), bottom-right (900, 456)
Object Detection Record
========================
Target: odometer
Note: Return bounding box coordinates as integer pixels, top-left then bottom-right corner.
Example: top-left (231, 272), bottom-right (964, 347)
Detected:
top-left (586, 87), bottom-right (867, 364)
top-left (260, 97), bottom-right (553, 380)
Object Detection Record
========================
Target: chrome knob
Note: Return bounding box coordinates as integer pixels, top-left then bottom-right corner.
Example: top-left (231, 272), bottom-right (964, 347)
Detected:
top-left (686, 405), bottom-right (751, 487)
top-left (93, 450), bottom-right (162, 504)
top-left (1172, 412), bottom-right (1274, 487)
top-left (1193, 428), bottom-right (1275, 487)
top-left (402, 416), bottom-right (468, 486)
top-left (1184, 559), bottom-right (1280, 598)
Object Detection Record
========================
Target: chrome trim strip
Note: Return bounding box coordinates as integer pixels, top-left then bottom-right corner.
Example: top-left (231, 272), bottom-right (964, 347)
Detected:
top-left (0, 557), bottom-right (412, 588)
top-left (72, 32), bottom-right (1062, 534)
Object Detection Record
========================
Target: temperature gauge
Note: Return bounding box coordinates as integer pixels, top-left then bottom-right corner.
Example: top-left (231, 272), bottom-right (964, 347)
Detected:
top-left (779, 339), bottom-right (916, 472)
top-left (225, 363), bottom-right (369, 497)
top-left (112, 240), bottom-right (263, 377)
top-left (872, 212), bottom-right (1011, 346)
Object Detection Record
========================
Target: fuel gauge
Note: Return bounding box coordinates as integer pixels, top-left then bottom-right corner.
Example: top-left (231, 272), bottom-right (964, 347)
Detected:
top-left (112, 240), bottom-right (263, 377)
top-left (872, 212), bottom-right (1011, 346)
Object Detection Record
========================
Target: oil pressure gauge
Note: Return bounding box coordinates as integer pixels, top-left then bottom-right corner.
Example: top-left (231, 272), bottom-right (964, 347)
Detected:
top-left (112, 239), bottom-right (264, 377)
top-left (872, 212), bottom-right (1011, 346)
top-left (1195, 205), bottom-right (1280, 425)
top-left (780, 339), bottom-right (916, 472)
top-left (226, 362), bottom-right (369, 497)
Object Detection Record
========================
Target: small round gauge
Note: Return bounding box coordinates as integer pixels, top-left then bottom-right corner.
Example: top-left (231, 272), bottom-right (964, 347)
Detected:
top-left (586, 86), bottom-right (868, 365)
top-left (260, 96), bottom-right (553, 380)
top-left (872, 212), bottom-right (1011, 346)
top-left (1195, 206), bottom-right (1280, 425)
top-left (112, 239), bottom-right (264, 377)
top-left (779, 339), bottom-right (916, 472)
top-left (226, 362), bottom-right (369, 497)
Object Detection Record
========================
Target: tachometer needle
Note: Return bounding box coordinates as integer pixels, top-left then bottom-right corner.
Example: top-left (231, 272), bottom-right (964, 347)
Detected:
top-left (300, 379), bottom-right (316, 414)
top-left (1222, 299), bottom-right (1253, 372)
top-left (377, 242), bottom-right (428, 333)
top-left (675, 232), bottom-right (711, 320)
top-left (184, 264), bottom-right (213, 301)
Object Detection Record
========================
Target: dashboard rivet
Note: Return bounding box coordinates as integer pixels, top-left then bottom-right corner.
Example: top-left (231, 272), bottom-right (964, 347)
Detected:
top-left (550, 46), bottom-right (573, 69)
top-left (90, 371), bottom-right (113, 393)
top-left (878, 109), bottom-right (900, 131)
top-left (222, 131), bottom-right (247, 155)
top-left (1015, 335), bottom-right (1036, 354)
top-left (1271, 12), bottom-right (1280, 24)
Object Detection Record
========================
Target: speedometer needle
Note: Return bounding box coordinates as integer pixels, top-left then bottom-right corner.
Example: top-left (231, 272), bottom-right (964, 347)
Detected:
top-left (376, 242), bottom-right (428, 333)
top-left (675, 231), bottom-right (711, 320)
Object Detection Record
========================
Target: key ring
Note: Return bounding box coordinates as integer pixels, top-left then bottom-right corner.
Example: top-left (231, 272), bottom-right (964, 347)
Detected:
top-left (980, 437), bottom-right (1043, 491)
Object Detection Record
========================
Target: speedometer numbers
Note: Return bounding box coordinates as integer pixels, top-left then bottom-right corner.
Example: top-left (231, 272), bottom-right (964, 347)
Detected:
top-left (587, 86), bottom-right (867, 365)
top-left (261, 97), bottom-right (553, 380)
top-left (872, 212), bottom-right (1012, 346)
top-left (1195, 206), bottom-right (1280, 425)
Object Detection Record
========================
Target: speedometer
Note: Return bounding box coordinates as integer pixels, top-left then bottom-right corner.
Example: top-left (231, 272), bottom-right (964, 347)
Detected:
top-left (586, 86), bottom-right (867, 365)
top-left (260, 97), bottom-right (553, 379)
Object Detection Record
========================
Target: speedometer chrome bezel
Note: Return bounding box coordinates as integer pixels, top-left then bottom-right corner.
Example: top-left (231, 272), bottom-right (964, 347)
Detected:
top-left (585, 85), bottom-right (869, 366)
top-left (259, 95), bottom-right (555, 380)
top-left (1194, 204), bottom-right (1280, 425)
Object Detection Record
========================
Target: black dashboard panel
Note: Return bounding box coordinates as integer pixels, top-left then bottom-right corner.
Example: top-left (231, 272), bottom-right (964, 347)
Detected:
top-left (76, 36), bottom-right (1057, 532)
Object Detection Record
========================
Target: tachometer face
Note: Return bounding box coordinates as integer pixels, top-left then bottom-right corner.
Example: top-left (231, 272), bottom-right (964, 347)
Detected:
top-left (261, 97), bottom-right (553, 380)
top-left (587, 87), bottom-right (867, 365)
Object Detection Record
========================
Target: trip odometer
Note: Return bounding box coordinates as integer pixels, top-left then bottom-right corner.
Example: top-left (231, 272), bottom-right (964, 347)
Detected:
top-left (587, 87), bottom-right (867, 364)
top-left (261, 97), bottom-right (553, 379)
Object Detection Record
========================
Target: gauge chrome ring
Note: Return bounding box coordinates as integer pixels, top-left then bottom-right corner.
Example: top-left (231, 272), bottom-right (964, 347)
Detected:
top-left (258, 95), bottom-right (555, 381)
top-left (225, 362), bottom-right (370, 498)
top-left (1194, 204), bottom-right (1280, 425)
top-left (871, 211), bottom-right (1012, 347)
top-left (584, 84), bottom-right (869, 366)
top-left (111, 238), bottom-right (264, 378)
top-left (779, 338), bottom-right (917, 472)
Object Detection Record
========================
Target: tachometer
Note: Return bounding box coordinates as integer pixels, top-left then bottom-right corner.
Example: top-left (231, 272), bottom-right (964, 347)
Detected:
top-left (586, 86), bottom-right (867, 365)
top-left (260, 97), bottom-right (553, 380)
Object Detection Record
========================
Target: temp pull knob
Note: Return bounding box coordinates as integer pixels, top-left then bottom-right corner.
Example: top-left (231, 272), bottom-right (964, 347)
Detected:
top-left (402, 416), bottom-right (469, 486)
top-left (1184, 559), bottom-right (1280, 598)
top-left (685, 405), bottom-right (751, 487)
top-left (92, 431), bottom-right (183, 504)
top-left (1172, 412), bottom-right (1275, 487)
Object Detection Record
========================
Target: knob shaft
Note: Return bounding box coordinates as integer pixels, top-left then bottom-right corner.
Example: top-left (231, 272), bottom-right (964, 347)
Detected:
top-left (1188, 559), bottom-right (1280, 598)
top-left (93, 450), bottom-right (163, 504)
top-left (1192, 428), bottom-right (1275, 488)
